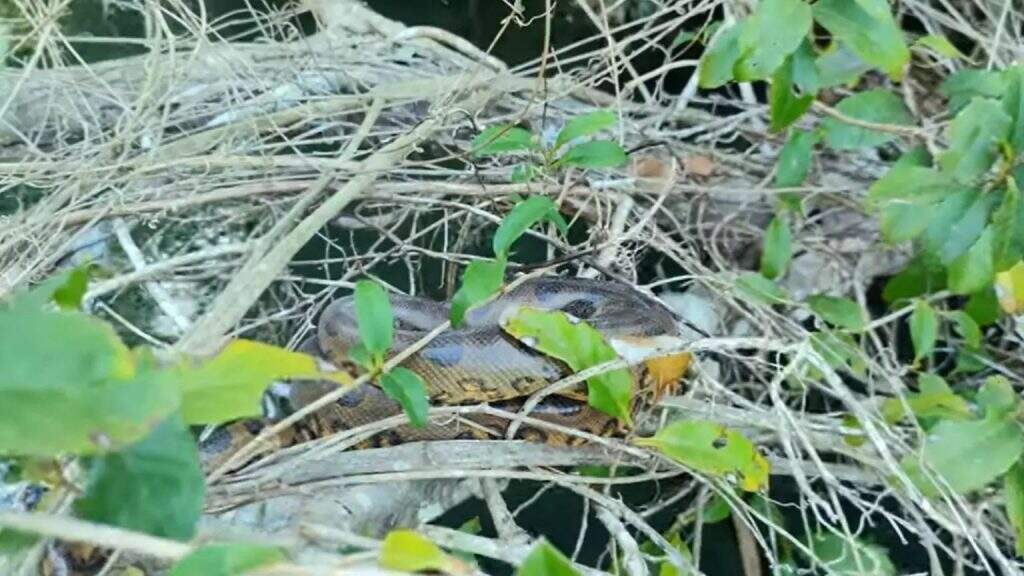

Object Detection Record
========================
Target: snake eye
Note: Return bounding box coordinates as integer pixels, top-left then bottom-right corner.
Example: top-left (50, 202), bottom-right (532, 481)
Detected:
top-left (560, 298), bottom-right (597, 319)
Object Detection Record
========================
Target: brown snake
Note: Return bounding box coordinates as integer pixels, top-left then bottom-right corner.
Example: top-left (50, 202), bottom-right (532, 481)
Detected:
top-left (202, 277), bottom-right (690, 468)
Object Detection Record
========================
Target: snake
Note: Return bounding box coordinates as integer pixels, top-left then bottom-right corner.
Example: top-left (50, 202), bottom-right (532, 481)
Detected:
top-left (201, 277), bottom-right (690, 470)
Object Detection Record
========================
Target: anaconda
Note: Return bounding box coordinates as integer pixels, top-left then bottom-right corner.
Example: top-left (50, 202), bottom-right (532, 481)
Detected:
top-left (203, 277), bottom-right (690, 468)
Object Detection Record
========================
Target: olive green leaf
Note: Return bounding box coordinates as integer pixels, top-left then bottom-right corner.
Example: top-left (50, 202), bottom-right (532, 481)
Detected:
top-left (808, 533), bottom-right (895, 576)
top-left (735, 273), bottom-right (789, 306)
top-left (760, 215), bottom-right (792, 280)
top-left (812, 0), bottom-right (909, 79)
top-left (0, 308), bottom-right (179, 456)
top-left (939, 98), bottom-right (1012, 184)
top-left (992, 180), bottom-right (1024, 272)
top-left (909, 300), bottom-right (937, 363)
top-left (168, 544), bottom-right (286, 576)
top-left (773, 129), bottom-right (819, 189)
top-left (636, 420), bottom-right (769, 492)
top-left (734, 0), bottom-right (812, 81)
top-left (517, 540), bottom-right (579, 576)
top-left (947, 226), bottom-right (996, 295)
top-left (913, 34), bottom-right (965, 60)
top-left (996, 260), bottom-right (1024, 314)
top-left (556, 140), bottom-right (628, 169)
top-left (1003, 66), bottom-right (1024, 151)
top-left (472, 125), bottom-right (536, 157)
top-left (554, 110), bottom-right (617, 150)
top-left (815, 43), bottom-right (871, 89)
top-left (698, 24), bottom-right (743, 88)
top-left (769, 56), bottom-right (814, 133)
top-left (939, 69), bottom-right (1008, 113)
top-left (354, 280), bottom-right (393, 362)
top-left (74, 415), bottom-right (204, 541)
top-left (922, 188), bottom-right (995, 266)
top-left (177, 339), bottom-right (350, 425)
top-left (880, 374), bottom-right (971, 424)
top-left (493, 196), bottom-right (569, 258)
top-left (379, 530), bottom-right (468, 574)
top-left (945, 310), bottom-right (982, 349)
top-left (901, 410), bottom-right (1024, 496)
top-left (1004, 461), bottom-right (1024, 555)
top-left (450, 257), bottom-right (507, 327)
top-left (502, 307), bottom-right (633, 424)
top-left (807, 295), bottom-right (865, 332)
top-left (822, 89), bottom-right (913, 150)
top-left (380, 367), bottom-right (429, 428)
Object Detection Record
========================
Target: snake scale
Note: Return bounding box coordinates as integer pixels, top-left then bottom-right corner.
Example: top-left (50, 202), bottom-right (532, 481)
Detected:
top-left (202, 277), bottom-right (690, 468)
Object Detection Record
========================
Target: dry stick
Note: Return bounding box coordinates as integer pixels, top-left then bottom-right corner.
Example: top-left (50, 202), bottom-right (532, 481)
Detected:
top-left (0, 512), bottom-right (191, 561)
top-left (175, 96), bottom-right (416, 355)
top-left (596, 506), bottom-right (648, 576)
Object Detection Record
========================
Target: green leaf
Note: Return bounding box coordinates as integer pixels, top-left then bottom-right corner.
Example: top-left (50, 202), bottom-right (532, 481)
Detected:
top-left (881, 374), bottom-right (972, 424)
top-left (74, 415), bottom-right (204, 541)
top-left (735, 273), bottom-right (789, 306)
top-left (790, 40), bottom-right (820, 95)
top-left (557, 140), bottom-right (627, 169)
top-left (511, 163), bottom-right (541, 184)
top-left (913, 34), bottom-right (965, 59)
top-left (493, 196), bottom-right (568, 258)
top-left (909, 300), bottom-right (937, 363)
top-left (938, 98), bottom-right (1012, 183)
top-left (822, 89), bottom-right (913, 150)
top-left (922, 188), bottom-right (995, 265)
top-left (354, 279), bottom-right (393, 360)
top-left (379, 367), bottom-right (429, 428)
top-left (809, 330), bottom-right (866, 378)
top-left (636, 420), bottom-right (769, 492)
top-left (1004, 461), bottom-right (1024, 556)
top-left (734, 0), bottom-right (812, 81)
top-left (379, 530), bottom-right (464, 574)
top-left (701, 494), bottom-right (732, 524)
top-left (760, 216), bottom-right (792, 280)
top-left (554, 110), bottom-right (617, 150)
top-left (517, 540), bottom-right (579, 576)
top-left (811, 0), bottom-right (909, 79)
top-left (0, 308), bottom-right (179, 456)
top-left (698, 24), bottom-right (743, 89)
top-left (966, 286), bottom-right (1001, 325)
top-left (502, 307), bottom-right (633, 424)
top-left (882, 256), bottom-right (945, 303)
top-left (867, 152), bottom-right (963, 244)
top-left (450, 258), bottom-right (506, 327)
top-left (472, 125), bottom-right (536, 157)
top-left (670, 30), bottom-right (698, 50)
top-left (992, 181), bottom-right (1024, 271)
top-left (976, 375), bottom-right (1018, 417)
top-left (769, 56), bottom-right (814, 132)
top-left (177, 339), bottom-right (348, 425)
top-left (773, 129), bottom-right (818, 189)
top-left (996, 260), bottom-right (1024, 315)
top-left (948, 226), bottom-right (996, 295)
top-left (807, 295), bottom-right (865, 332)
top-left (901, 412), bottom-right (1024, 496)
top-left (52, 265), bottom-right (91, 311)
top-left (815, 43), bottom-right (870, 89)
top-left (946, 310), bottom-right (982, 348)
top-left (168, 544), bottom-right (285, 576)
top-left (4, 264), bottom-right (94, 312)
top-left (1003, 66), bottom-right (1024, 152)
top-left (939, 69), bottom-right (1009, 113)
top-left (808, 533), bottom-right (895, 576)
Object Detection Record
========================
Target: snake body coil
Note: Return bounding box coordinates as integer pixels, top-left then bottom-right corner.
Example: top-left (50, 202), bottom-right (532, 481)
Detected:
top-left (203, 278), bottom-right (687, 468)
